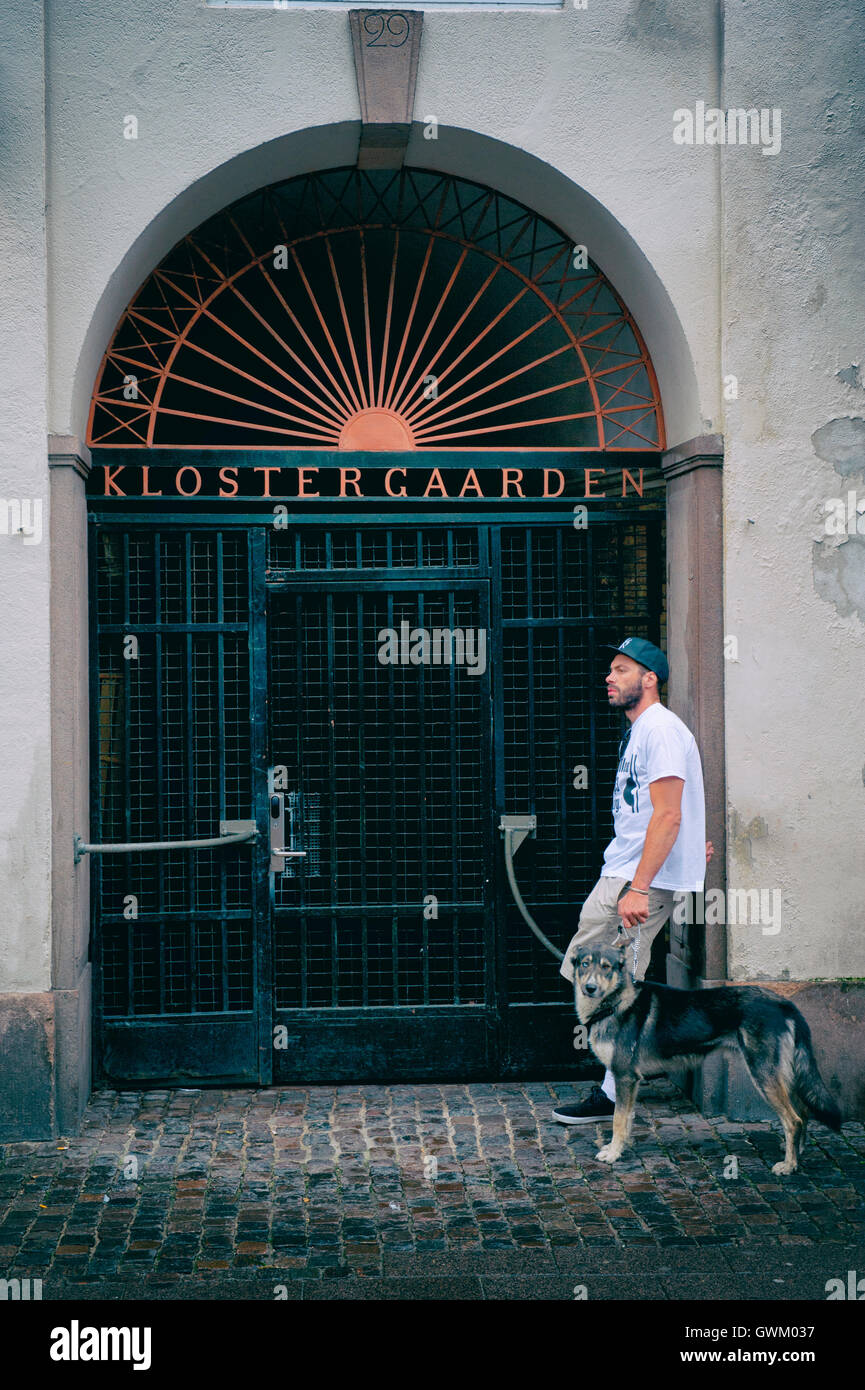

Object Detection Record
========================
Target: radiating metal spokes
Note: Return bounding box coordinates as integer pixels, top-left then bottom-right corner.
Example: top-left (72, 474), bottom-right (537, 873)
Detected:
top-left (89, 168), bottom-right (663, 451)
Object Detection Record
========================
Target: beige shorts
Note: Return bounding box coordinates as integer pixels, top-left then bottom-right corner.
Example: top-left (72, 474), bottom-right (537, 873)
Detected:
top-left (560, 875), bottom-right (676, 985)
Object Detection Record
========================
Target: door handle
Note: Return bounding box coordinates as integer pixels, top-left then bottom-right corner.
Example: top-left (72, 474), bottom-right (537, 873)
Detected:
top-left (499, 813), bottom-right (563, 961)
top-left (269, 792), bottom-right (291, 873)
top-left (73, 819), bottom-right (257, 865)
top-left (269, 787), bottom-right (311, 874)
top-left (268, 781), bottom-right (321, 876)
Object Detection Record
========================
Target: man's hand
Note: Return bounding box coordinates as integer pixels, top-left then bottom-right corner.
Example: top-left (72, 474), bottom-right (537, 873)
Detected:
top-left (618, 888), bottom-right (650, 930)
top-left (706, 840), bottom-right (714, 864)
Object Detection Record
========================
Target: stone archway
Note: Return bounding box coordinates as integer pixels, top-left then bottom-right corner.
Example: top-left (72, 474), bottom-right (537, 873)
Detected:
top-left (48, 132), bottom-right (722, 1130)
top-left (67, 128), bottom-right (704, 449)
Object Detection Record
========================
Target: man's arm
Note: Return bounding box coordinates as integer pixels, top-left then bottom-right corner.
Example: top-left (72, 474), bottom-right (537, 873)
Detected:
top-left (617, 776), bottom-right (683, 929)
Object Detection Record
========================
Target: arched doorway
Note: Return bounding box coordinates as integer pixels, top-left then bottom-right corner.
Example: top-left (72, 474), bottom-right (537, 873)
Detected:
top-left (86, 167), bottom-right (666, 1085)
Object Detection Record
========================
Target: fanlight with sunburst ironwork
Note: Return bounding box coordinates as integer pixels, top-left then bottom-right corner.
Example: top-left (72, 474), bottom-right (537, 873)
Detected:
top-left (88, 168), bottom-right (663, 452)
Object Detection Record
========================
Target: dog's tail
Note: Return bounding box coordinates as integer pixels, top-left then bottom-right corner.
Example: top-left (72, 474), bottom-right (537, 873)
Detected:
top-left (792, 1013), bottom-right (842, 1130)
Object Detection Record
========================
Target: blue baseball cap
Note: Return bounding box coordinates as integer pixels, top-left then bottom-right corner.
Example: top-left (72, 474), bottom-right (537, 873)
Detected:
top-left (606, 637), bottom-right (669, 682)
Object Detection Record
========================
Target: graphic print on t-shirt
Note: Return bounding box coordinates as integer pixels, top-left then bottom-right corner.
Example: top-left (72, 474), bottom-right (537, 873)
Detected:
top-left (602, 703), bottom-right (707, 892)
top-left (613, 751), bottom-right (640, 815)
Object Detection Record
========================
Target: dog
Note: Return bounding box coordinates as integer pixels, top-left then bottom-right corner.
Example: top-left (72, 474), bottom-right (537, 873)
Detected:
top-left (573, 945), bottom-right (842, 1174)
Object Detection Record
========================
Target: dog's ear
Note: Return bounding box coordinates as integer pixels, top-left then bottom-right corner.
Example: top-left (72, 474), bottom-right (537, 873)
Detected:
top-left (599, 946), bottom-right (627, 971)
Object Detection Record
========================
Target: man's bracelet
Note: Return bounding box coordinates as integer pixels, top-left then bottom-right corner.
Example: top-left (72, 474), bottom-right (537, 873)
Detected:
top-left (629, 888), bottom-right (649, 896)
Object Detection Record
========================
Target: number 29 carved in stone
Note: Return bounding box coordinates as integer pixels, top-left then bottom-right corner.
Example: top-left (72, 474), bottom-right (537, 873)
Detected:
top-left (363, 12), bottom-right (410, 47)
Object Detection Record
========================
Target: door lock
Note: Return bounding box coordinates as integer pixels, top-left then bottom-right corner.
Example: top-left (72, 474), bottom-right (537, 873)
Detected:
top-left (269, 792), bottom-right (307, 874)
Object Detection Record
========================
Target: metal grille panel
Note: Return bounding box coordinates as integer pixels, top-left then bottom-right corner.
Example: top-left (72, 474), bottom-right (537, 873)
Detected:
top-left (268, 526), bottom-right (480, 572)
top-left (94, 529), bottom-right (253, 1018)
top-left (500, 520), bottom-right (663, 1001)
top-left (270, 582), bottom-right (490, 1009)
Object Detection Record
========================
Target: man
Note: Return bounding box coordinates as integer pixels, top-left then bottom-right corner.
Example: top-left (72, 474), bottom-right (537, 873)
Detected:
top-left (552, 636), bottom-right (710, 1125)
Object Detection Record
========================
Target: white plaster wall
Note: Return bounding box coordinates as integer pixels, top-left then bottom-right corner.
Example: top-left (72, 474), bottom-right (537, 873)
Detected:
top-left (721, 0), bottom-right (865, 978)
top-left (4, 0), bottom-right (856, 993)
top-left (408, 1), bottom-right (722, 442)
top-left (0, 1), bottom-right (52, 993)
top-left (45, 0), bottom-right (720, 443)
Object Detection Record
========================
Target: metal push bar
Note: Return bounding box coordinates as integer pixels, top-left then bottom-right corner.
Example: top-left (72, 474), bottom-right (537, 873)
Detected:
top-left (499, 814), bottom-right (564, 962)
top-left (73, 819), bottom-right (258, 865)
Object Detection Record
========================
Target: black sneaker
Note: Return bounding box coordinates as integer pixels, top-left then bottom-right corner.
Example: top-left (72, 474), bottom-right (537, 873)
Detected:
top-left (552, 1086), bottom-right (615, 1125)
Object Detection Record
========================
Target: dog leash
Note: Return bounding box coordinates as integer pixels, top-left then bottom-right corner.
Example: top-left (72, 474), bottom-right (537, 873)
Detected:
top-left (612, 877), bottom-right (646, 974)
top-left (612, 923), bottom-right (640, 975)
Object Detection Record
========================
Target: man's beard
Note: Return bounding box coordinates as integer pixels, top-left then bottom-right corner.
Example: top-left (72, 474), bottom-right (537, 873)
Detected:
top-left (609, 678), bottom-right (644, 710)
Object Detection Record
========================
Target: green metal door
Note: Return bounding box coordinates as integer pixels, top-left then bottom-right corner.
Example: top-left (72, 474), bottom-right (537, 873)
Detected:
top-left (260, 517), bottom-right (664, 1081)
top-left (267, 575), bottom-right (495, 1080)
top-left (91, 527), bottom-right (263, 1084)
top-left (89, 509), bottom-right (663, 1085)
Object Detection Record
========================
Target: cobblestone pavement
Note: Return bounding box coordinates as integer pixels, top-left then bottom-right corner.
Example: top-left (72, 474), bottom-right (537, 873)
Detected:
top-left (1, 1080), bottom-right (863, 1300)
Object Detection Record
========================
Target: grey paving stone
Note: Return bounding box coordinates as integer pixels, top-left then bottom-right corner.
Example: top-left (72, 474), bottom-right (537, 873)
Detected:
top-left (383, 1249), bottom-right (557, 1275)
top-left (552, 1246), bottom-right (725, 1273)
top-left (480, 1276), bottom-right (593, 1300)
top-left (722, 1242), bottom-right (864, 1271)
top-left (46, 1282), bottom-right (130, 1301)
top-left (528, 1275), bottom-right (668, 1300)
top-left (660, 1272), bottom-right (829, 1300)
top-left (303, 1276), bottom-right (485, 1300)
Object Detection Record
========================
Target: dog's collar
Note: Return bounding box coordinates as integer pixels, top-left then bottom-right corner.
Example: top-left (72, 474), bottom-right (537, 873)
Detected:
top-left (578, 994), bottom-right (623, 1026)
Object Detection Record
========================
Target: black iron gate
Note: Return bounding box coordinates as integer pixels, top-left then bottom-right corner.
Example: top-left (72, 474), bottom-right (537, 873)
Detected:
top-left (90, 528), bottom-right (260, 1082)
top-left (268, 568), bottom-right (494, 1079)
top-left (90, 511), bottom-right (664, 1085)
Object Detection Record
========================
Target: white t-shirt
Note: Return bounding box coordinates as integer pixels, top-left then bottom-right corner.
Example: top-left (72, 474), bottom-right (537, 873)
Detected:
top-left (601, 702), bottom-right (706, 892)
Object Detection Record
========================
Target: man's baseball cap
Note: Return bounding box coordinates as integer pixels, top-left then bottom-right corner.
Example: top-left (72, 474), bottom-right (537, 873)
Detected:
top-left (606, 636), bottom-right (669, 682)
